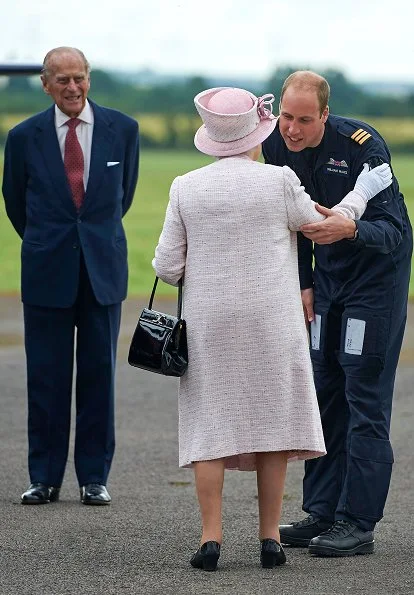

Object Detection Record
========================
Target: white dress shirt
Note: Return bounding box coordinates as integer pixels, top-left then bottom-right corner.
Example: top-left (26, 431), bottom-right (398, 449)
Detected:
top-left (55, 99), bottom-right (94, 191)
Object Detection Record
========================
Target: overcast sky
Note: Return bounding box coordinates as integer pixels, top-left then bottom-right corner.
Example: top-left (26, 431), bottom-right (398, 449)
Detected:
top-left (2, 0), bottom-right (413, 82)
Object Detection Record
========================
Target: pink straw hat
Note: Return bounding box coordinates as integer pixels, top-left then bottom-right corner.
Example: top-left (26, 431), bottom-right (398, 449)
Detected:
top-left (194, 87), bottom-right (277, 157)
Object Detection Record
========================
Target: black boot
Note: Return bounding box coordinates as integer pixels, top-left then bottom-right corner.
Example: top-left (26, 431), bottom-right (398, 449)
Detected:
top-left (308, 520), bottom-right (374, 557)
top-left (279, 514), bottom-right (332, 547)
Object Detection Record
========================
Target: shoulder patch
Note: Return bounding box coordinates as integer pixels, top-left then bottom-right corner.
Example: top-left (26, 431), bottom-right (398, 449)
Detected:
top-left (350, 128), bottom-right (372, 145)
top-left (337, 121), bottom-right (373, 145)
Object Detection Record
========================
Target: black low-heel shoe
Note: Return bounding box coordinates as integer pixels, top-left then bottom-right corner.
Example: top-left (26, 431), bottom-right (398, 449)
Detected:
top-left (190, 541), bottom-right (221, 571)
top-left (260, 539), bottom-right (286, 568)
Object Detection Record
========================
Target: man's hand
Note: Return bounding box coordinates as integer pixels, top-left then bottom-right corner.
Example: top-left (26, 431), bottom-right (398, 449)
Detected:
top-left (300, 204), bottom-right (356, 244)
top-left (301, 288), bottom-right (314, 324)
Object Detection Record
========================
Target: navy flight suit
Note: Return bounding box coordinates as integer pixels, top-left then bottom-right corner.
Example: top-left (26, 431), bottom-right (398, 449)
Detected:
top-left (263, 115), bottom-right (412, 531)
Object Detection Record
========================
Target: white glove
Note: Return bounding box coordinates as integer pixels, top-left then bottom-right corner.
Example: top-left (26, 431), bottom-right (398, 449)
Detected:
top-left (353, 162), bottom-right (393, 203)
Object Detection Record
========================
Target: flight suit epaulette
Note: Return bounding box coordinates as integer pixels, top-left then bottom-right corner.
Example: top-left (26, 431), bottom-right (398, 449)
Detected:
top-left (337, 121), bottom-right (373, 145)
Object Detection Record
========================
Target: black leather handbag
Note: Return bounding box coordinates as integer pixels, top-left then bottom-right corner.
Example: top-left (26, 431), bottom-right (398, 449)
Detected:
top-left (128, 277), bottom-right (188, 377)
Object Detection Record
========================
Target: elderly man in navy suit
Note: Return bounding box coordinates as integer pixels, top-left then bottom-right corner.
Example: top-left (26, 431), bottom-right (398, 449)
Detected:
top-left (2, 47), bottom-right (139, 505)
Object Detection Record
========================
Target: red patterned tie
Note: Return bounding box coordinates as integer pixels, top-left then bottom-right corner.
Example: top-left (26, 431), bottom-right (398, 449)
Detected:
top-left (64, 118), bottom-right (84, 210)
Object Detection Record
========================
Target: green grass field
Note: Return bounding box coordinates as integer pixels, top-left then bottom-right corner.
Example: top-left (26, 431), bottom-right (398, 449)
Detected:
top-left (1, 150), bottom-right (413, 297)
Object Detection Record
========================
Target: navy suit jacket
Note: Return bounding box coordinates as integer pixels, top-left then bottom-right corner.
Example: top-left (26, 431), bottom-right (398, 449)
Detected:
top-left (2, 100), bottom-right (139, 307)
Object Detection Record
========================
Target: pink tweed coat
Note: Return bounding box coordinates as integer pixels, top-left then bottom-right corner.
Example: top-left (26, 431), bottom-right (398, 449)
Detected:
top-left (153, 155), bottom-right (365, 470)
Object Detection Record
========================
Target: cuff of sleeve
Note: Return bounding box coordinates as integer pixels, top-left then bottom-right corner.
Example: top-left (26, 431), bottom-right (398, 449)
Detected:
top-left (299, 271), bottom-right (314, 290)
top-left (347, 220), bottom-right (360, 242)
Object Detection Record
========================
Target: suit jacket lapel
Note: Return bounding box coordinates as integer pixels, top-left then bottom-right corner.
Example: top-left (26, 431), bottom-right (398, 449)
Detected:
top-left (82, 101), bottom-right (116, 211)
top-left (35, 105), bottom-right (74, 209)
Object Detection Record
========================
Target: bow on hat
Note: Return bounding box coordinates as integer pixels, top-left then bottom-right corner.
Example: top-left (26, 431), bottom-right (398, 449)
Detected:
top-left (257, 94), bottom-right (276, 120)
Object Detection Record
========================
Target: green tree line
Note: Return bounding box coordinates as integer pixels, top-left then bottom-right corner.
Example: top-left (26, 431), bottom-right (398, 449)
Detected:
top-left (1, 66), bottom-right (414, 150)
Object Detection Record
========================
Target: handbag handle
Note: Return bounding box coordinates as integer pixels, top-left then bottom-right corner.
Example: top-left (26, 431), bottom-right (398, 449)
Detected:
top-left (148, 277), bottom-right (183, 318)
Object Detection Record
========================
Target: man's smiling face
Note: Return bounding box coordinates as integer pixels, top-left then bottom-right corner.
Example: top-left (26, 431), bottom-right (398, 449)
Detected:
top-left (41, 50), bottom-right (90, 118)
top-left (278, 86), bottom-right (328, 152)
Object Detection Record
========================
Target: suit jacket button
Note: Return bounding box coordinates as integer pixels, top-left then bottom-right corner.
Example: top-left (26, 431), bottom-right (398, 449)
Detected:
top-left (73, 243), bottom-right (78, 249)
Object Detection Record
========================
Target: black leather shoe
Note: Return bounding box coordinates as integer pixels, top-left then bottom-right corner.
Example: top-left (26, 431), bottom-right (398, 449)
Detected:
top-left (80, 484), bottom-right (111, 505)
top-left (190, 541), bottom-right (221, 571)
top-left (21, 483), bottom-right (60, 504)
top-left (279, 514), bottom-right (332, 547)
top-left (308, 520), bottom-right (374, 557)
top-left (260, 539), bottom-right (286, 568)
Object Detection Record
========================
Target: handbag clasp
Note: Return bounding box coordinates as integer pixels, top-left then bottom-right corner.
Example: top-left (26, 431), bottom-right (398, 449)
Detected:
top-left (153, 313), bottom-right (167, 325)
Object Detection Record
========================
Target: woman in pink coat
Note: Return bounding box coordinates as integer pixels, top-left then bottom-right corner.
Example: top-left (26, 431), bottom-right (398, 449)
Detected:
top-left (153, 87), bottom-right (392, 571)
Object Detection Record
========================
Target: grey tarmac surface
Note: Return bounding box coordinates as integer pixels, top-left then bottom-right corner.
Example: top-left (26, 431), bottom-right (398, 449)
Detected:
top-left (0, 295), bottom-right (413, 595)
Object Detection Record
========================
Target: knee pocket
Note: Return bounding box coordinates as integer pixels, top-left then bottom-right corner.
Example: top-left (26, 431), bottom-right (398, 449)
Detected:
top-left (346, 435), bottom-right (394, 521)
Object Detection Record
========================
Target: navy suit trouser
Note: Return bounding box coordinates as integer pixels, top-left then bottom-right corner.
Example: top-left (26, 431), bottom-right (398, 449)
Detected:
top-left (23, 255), bottom-right (122, 487)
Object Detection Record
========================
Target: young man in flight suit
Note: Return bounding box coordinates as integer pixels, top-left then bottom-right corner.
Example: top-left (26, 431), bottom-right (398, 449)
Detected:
top-left (263, 70), bottom-right (412, 556)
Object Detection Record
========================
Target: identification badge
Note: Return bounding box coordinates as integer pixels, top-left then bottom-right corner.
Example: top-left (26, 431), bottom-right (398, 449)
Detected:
top-left (323, 165), bottom-right (349, 177)
top-left (344, 318), bottom-right (366, 355)
top-left (310, 314), bottom-right (322, 350)
top-left (323, 157), bottom-right (349, 177)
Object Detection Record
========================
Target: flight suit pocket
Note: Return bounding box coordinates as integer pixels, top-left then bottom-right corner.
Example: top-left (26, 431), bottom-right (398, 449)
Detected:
top-left (346, 434), bottom-right (394, 521)
top-left (336, 311), bottom-right (390, 378)
top-left (337, 352), bottom-right (383, 377)
top-left (309, 311), bottom-right (328, 364)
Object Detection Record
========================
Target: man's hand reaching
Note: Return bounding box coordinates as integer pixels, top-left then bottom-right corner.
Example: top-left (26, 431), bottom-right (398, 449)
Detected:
top-left (300, 204), bottom-right (357, 244)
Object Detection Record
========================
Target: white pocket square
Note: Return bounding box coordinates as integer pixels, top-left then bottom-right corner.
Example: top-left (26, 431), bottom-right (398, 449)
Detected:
top-left (107, 161), bottom-right (120, 167)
